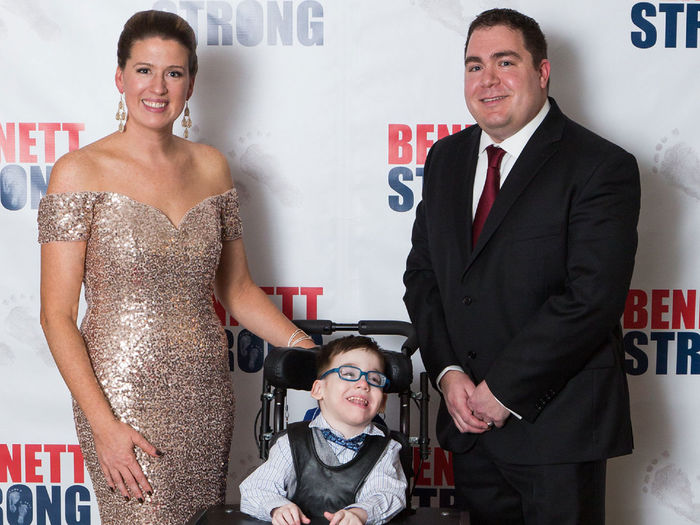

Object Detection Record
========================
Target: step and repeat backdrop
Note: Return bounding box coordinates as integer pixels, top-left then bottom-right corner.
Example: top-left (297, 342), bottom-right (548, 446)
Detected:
top-left (1, 0), bottom-right (697, 523)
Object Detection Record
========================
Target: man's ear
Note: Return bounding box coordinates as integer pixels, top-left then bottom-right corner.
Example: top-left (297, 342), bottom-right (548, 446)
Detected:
top-left (311, 379), bottom-right (324, 401)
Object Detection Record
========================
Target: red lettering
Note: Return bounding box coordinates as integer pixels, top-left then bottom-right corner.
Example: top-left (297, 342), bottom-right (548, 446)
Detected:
top-left (416, 124), bottom-right (434, 165)
top-left (44, 444), bottom-right (67, 483)
top-left (25, 444), bottom-right (42, 482)
top-left (388, 124), bottom-right (412, 164)
top-left (0, 123), bottom-right (16, 162)
top-left (0, 444), bottom-right (22, 482)
top-left (623, 289), bottom-right (648, 329)
top-left (38, 123), bottom-right (62, 163)
top-left (300, 287), bottom-right (322, 320)
top-left (261, 286), bottom-right (274, 295)
top-left (62, 123), bottom-right (85, 152)
top-left (67, 444), bottom-right (85, 483)
top-left (277, 287), bottom-right (299, 319)
top-left (19, 122), bottom-right (37, 163)
top-left (413, 447), bottom-right (431, 485)
top-left (672, 289), bottom-right (697, 330)
top-left (432, 447), bottom-right (453, 486)
top-left (651, 289), bottom-right (670, 329)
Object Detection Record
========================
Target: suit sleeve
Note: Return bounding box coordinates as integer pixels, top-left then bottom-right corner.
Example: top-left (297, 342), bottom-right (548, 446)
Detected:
top-left (403, 146), bottom-right (466, 386)
top-left (486, 149), bottom-right (640, 422)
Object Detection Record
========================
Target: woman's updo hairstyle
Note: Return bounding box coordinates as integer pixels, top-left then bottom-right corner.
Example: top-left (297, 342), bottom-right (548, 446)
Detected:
top-left (117, 10), bottom-right (198, 77)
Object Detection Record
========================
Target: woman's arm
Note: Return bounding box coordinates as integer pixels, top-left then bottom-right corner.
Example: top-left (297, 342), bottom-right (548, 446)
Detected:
top-left (214, 238), bottom-right (315, 349)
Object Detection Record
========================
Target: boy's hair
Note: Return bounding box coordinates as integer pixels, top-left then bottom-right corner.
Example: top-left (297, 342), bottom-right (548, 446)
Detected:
top-left (316, 335), bottom-right (386, 376)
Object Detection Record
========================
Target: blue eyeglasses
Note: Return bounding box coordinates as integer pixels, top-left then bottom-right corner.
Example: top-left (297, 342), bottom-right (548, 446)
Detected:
top-left (319, 365), bottom-right (390, 389)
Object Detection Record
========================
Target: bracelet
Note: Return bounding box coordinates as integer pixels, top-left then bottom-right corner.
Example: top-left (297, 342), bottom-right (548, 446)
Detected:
top-left (287, 328), bottom-right (305, 347)
top-left (290, 335), bottom-right (313, 347)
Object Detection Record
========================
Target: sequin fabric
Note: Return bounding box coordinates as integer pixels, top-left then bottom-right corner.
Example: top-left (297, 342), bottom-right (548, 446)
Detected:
top-left (38, 189), bottom-right (242, 525)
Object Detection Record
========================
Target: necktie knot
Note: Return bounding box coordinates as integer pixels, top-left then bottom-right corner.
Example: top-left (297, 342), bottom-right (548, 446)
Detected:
top-left (320, 428), bottom-right (367, 451)
top-left (486, 144), bottom-right (506, 170)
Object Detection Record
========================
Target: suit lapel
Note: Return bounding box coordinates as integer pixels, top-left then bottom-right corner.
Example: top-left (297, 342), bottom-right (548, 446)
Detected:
top-left (466, 99), bottom-right (567, 270)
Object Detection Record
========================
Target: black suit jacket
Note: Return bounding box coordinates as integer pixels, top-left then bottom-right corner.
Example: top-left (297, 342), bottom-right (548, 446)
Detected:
top-left (403, 99), bottom-right (639, 465)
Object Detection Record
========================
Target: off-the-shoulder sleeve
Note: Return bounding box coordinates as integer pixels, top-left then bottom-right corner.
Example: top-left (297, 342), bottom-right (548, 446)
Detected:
top-left (220, 188), bottom-right (243, 241)
top-left (37, 192), bottom-right (99, 243)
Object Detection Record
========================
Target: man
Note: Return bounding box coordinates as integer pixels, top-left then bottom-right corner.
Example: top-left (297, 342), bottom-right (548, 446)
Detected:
top-left (403, 8), bottom-right (639, 525)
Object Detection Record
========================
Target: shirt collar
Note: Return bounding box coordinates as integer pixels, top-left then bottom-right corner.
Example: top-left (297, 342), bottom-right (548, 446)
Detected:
top-left (478, 98), bottom-right (551, 158)
top-left (309, 412), bottom-right (384, 438)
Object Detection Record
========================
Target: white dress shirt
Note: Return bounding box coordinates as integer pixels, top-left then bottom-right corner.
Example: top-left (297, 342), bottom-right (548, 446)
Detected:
top-left (437, 99), bottom-right (552, 418)
top-left (239, 413), bottom-right (407, 524)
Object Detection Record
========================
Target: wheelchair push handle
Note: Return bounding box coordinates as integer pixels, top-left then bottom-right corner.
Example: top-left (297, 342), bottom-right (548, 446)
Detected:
top-left (292, 320), bottom-right (418, 356)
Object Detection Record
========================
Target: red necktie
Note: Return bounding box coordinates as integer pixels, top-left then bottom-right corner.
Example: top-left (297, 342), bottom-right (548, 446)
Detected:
top-left (472, 145), bottom-right (506, 248)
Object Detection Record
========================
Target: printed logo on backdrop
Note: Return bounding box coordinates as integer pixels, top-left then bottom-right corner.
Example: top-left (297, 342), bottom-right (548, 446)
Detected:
top-left (412, 447), bottom-right (456, 509)
top-left (153, 0), bottom-right (324, 46)
top-left (0, 123), bottom-right (84, 212)
top-left (215, 286), bottom-right (323, 372)
top-left (624, 289), bottom-right (700, 375)
top-left (387, 124), bottom-right (471, 212)
top-left (0, 444), bottom-right (91, 524)
top-left (631, 0), bottom-right (700, 47)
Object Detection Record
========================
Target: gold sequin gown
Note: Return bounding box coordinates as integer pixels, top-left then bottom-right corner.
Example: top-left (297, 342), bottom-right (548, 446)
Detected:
top-left (38, 189), bottom-right (241, 525)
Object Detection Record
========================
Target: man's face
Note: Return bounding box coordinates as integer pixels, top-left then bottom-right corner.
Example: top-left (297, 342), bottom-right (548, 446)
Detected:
top-left (464, 25), bottom-right (550, 142)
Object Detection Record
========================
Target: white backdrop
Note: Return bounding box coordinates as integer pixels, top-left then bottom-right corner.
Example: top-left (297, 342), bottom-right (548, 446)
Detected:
top-left (1, 0), bottom-right (697, 523)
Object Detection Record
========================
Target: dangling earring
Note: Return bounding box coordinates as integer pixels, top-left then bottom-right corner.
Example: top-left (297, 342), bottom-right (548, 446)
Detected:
top-left (181, 101), bottom-right (192, 139)
top-left (116, 94), bottom-right (126, 132)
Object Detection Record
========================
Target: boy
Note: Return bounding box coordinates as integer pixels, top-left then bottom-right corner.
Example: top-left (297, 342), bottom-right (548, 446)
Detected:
top-left (240, 335), bottom-right (407, 525)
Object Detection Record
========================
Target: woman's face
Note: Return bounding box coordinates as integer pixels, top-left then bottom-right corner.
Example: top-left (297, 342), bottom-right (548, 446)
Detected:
top-left (115, 36), bottom-right (194, 134)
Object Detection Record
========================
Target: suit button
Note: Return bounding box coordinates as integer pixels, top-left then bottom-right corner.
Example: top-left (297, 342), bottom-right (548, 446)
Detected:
top-left (468, 351), bottom-right (477, 359)
top-left (462, 296), bottom-right (472, 305)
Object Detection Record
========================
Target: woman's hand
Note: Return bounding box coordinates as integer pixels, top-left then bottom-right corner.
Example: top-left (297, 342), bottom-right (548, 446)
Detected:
top-left (92, 419), bottom-right (161, 501)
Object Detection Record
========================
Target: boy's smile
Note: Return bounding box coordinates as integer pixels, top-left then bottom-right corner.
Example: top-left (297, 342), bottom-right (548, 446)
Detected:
top-left (311, 348), bottom-right (387, 438)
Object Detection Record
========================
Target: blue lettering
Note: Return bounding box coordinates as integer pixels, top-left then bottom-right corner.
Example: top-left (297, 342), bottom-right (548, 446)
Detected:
top-left (1, 164), bottom-right (27, 211)
top-left (659, 3), bottom-right (684, 47)
top-left (6, 485), bottom-right (33, 525)
top-left (208, 1), bottom-right (233, 45)
top-left (623, 331), bottom-right (648, 375)
top-left (238, 329), bottom-right (264, 373)
top-left (237, 0), bottom-right (264, 46)
top-left (651, 331), bottom-right (674, 374)
top-left (31, 165), bottom-right (51, 209)
top-left (36, 485), bottom-right (61, 525)
top-left (676, 332), bottom-right (700, 374)
top-left (267, 0), bottom-right (293, 45)
top-left (631, 3), bottom-right (657, 48)
top-left (686, 4), bottom-right (700, 47)
top-left (65, 485), bottom-right (91, 525)
top-left (388, 167), bottom-right (414, 212)
top-left (297, 1), bottom-right (324, 45)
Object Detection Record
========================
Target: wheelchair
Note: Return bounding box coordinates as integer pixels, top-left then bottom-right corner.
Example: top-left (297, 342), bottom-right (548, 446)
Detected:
top-left (186, 320), bottom-right (468, 525)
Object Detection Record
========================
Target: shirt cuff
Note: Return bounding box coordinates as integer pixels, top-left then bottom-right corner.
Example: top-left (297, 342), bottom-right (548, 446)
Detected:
top-left (493, 393), bottom-right (522, 420)
top-left (436, 365), bottom-right (465, 393)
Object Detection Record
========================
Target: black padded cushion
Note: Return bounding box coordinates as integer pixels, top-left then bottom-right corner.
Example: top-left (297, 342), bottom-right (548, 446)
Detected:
top-left (264, 346), bottom-right (413, 393)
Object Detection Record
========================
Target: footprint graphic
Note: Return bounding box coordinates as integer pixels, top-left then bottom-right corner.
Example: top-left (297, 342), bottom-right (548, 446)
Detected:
top-left (228, 132), bottom-right (303, 208)
top-left (643, 451), bottom-right (700, 522)
top-left (1, 293), bottom-right (53, 366)
top-left (409, 0), bottom-right (470, 35)
top-left (653, 129), bottom-right (700, 200)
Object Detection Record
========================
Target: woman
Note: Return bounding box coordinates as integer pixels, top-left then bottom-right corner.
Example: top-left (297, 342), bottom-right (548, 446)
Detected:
top-left (38, 10), bottom-right (314, 524)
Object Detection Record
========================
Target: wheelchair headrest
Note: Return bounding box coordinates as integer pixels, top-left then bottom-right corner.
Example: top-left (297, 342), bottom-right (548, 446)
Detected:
top-left (264, 346), bottom-right (413, 393)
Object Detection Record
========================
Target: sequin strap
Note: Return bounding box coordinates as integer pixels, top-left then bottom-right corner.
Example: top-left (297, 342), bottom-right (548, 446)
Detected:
top-left (37, 192), bottom-right (99, 243)
top-left (220, 188), bottom-right (243, 241)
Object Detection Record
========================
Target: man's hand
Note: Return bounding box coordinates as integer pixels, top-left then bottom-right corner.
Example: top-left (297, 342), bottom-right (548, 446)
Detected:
top-left (467, 380), bottom-right (510, 428)
top-left (439, 370), bottom-right (490, 433)
top-left (271, 503), bottom-right (310, 525)
top-left (324, 508), bottom-right (366, 525)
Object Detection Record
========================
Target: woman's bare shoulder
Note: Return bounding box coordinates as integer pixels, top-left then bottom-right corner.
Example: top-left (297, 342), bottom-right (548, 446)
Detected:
top-left (188, 141), bottom-right (233, 193)
top-left (47, 135), bottom-right (121, 194)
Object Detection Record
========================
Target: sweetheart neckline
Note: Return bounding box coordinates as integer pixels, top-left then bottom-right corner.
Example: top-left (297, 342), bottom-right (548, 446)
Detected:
top-left (46, 188), bottom-right (235, 230)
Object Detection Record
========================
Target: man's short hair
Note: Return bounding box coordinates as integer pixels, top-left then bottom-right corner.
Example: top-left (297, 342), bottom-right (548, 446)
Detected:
top-left (465, 8), bottom-right (548, 68)
top-left (316, 335), bottom-right (386, 376)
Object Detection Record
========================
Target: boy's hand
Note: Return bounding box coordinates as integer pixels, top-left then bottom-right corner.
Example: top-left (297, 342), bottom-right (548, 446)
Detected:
top-left (324, 508), bottom-right (367, 525)
top-left (271, 503), bottom-right (310, 525)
